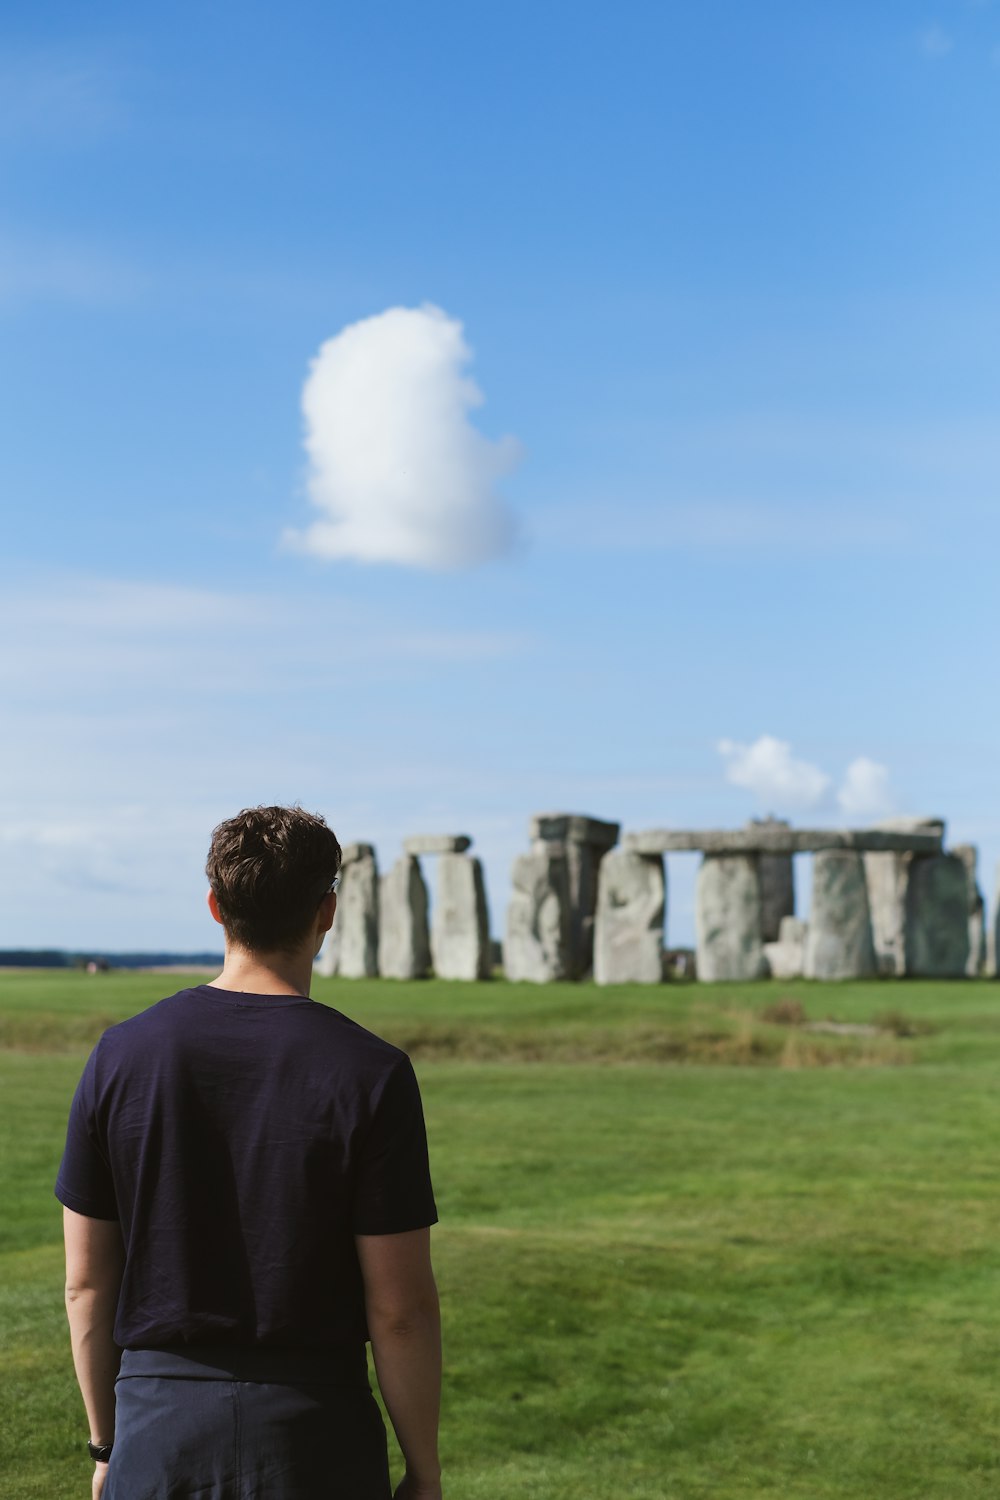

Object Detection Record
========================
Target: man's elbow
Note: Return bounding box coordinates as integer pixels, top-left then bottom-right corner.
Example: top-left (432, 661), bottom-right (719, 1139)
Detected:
top-left (367, 1284), bottom-right (440, 1338)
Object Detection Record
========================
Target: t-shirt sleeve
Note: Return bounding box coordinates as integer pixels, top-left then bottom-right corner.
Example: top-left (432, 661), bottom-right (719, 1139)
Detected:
top-left (352, 1055), bottom-right (438, 1235)
top-left (55, 1043), bottom-right (119, 1221)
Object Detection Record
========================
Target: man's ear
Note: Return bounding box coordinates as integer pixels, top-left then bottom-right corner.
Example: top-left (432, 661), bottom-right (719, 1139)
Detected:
top-left (317, 890), bottom-right (337, 937)
top-left (207, 888), bottom-right (224, 926)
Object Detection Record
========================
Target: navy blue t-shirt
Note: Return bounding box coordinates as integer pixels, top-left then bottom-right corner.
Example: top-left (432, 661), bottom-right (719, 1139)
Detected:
top-left (55, 986), bottom-right (437, 1352)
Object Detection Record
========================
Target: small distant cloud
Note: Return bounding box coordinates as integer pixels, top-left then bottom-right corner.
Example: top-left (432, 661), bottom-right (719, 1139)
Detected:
top-left (718, 736), bottom-right (832, 810)
top-left (837, 757), bottom-right (894, 820)
top-left (918, 24), bottom-right (955, 57)
top-left (718, 737), bottom-right (896, 822)
top-left (286, 304), bottom-right (520, 571)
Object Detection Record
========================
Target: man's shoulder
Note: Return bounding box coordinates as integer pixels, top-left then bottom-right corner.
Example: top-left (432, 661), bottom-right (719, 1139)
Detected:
top-left (311, 1002), bottom-right (410, 1068)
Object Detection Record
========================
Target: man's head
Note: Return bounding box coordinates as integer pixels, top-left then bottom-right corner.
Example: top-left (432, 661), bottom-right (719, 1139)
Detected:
top-left (205, 805), bottom-right (342, 955)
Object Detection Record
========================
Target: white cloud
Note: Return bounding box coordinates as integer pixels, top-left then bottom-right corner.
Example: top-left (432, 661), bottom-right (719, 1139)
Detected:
top-left (286, 304), bottom-right (520, 570)
top-left (919, 25), bottom-right (954, 57)
top-left (837, 757), bottom-right (894, 820)
top-left (717, 736), bottom-right (832, 810)
top-left (718, 736), bottom-right (899, 824)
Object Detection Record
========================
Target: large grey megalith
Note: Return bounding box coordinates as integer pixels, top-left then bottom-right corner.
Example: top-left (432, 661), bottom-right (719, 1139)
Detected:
top-left (863, 818), bottom-right (946, 976)
top-left (695, 853), bottom-right (767, 982)
top-left (530, 813), bottom-right (620, 978)
top-left (378, 855), bottom-right (431, 980)
top-left (430, 843), bottom-right (491, 981)
top-left (505, 844), bottom-right (572, 983)
top-left (805, 849), bottom-right (877, 979)
top-left (593, 848), bottom-right (665, 985)
top-left (904, 853), bottom-right (970, 978)
top-left (315, 842), bottom-right (379, 979)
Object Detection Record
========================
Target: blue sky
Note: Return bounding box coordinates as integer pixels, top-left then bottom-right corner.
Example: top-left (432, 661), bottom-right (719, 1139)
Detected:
top-left (2, 0), bottom-right (999, 949)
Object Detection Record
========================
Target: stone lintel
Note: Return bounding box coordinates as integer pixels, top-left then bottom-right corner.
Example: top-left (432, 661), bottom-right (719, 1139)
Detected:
top-left (623, 828), bottom-right (945, 856)
top-left (530, 812), bottom-right (620, 848)
top-left (403, 834), bottom-right (472, 856)
top-left (340, 842), bottom-right (376, 865)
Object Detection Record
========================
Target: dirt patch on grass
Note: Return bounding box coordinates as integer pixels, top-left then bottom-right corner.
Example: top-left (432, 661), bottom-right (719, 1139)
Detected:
top-left (0, 1010), bottom-right (917, 1068)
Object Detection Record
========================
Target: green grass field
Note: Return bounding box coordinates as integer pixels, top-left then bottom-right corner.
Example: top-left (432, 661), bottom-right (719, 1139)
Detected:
top-left (4, 970), bottom-right (1000, 1498)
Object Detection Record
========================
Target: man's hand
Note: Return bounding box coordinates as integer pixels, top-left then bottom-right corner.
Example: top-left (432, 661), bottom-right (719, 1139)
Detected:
top-left (393, 1476), bottom-right (443, 1500)
top-left (92, 1461), bottom-right (110, 1500)
top-left (356, 1228), bottom-right (442, 1499)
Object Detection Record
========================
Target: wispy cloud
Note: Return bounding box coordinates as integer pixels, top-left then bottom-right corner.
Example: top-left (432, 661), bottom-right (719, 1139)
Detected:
top-left (286, 305), bottom-right (521, 571)
top-left (0, 573), bottom-right (529, 704)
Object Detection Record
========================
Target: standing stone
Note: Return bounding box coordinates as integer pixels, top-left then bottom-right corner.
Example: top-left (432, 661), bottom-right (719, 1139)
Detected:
top-left (904, 854), bottom-right (970, 978)
top-left (695, 854), bottom-right (767, 982)
top-left (378, 855), bottom-right (430, 980)
top-left (864, 818), bottom-right (946, 976)
top-left (593, 849), bottom-right (665, 985)
top-left (747, 817), bottom-right (795, 942)
top-left (763, 916), bottom-right (808, 981)
top-left (315, 843), bottom-right (378, 978)
top-left (953, 845), bottom-right (986, 978)
top-left (403, 834), bottom-right (472, 855)
top-left (529, 813), bottom-right (620, 978)
top-left (805, 850), bottom-right (877, 980)
top-left (431, 853), bottom-right (491, 981)
top-left (505, 846), bottom-right (571, 983)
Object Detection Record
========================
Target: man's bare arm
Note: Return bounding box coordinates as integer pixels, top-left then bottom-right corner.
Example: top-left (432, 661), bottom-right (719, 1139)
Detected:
top-left (63, 1208), bottom-right (125, 1457)
top-left (355, 1227), bottom-right (442, 1500)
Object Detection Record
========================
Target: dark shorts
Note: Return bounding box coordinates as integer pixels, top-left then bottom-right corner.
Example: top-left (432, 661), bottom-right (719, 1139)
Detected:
top-left (104, 1346), bottom-right (392, 1500)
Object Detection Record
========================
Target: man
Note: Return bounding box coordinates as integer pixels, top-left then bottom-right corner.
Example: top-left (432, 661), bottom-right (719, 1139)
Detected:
top-left (56, 805), bottom-right (443, 1499)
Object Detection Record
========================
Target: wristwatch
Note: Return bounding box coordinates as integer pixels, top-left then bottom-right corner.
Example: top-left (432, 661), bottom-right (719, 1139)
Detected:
top-left (87, 1441), bottom-right (114, 1463)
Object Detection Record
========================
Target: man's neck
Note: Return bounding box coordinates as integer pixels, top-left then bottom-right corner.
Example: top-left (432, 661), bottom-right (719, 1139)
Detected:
top-left (209, 945), bottom-right (314, 999)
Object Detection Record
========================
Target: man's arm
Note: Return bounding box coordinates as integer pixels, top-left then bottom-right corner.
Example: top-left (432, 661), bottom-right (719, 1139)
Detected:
top-left (63, 1208), bottom-right (125, 1467)
top-left (355, 1227), bottom-right (442, 1500)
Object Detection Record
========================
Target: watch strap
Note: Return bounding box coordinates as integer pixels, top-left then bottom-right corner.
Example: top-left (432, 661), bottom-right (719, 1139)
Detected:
top-left (87, 1441), bottom-right (114, 1463)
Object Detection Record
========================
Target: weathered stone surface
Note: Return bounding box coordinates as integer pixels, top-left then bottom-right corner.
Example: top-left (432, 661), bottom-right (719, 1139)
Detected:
top-left (805, 850), bottom-right (877, 980)
top-left (316, 847), bottom-right (379, 979)
top-left (762, 916), bottom-right (808, 980)
top-left (953, 845), bottom-right (986, 978)
top-left (504, 848), bottom-right (571, 983)
top-left (378, 856), bottom-right (430, 980)
top-left (340, 842), bottom-right (376, 866)
top-left (530, 812), bottom-right (620, 976)
top-left (403, 834), bottom-right (472, 856)
top-left (864, 817), bottom-right (948, 977)
top-left (625, 827), bottom-right (944, 856)
top-left (530, 813), bottom-right (620, 849)
top-left (747, 817), bottom-right (796, 941)
top-left (904, 854), bottom-right (970, 978)
top-left (593, 849), bottom-right (665, 985)
top-left (431, 853), bottom-right (491, 981)
top-left (695, 854), bottom-right (767, 982)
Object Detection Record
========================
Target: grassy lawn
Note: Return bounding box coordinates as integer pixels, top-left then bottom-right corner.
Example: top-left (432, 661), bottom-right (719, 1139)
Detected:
top-left (3, 971), bottom-right (1000, 1497)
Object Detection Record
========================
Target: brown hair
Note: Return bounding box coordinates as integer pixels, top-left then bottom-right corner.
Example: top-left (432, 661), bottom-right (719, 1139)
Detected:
top-left (206, 805), bottom-right (342, 954)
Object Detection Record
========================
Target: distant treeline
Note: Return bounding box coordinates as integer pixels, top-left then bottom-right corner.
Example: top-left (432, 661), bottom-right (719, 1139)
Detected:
top-left (0, 951), bottom-right (224, 970)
